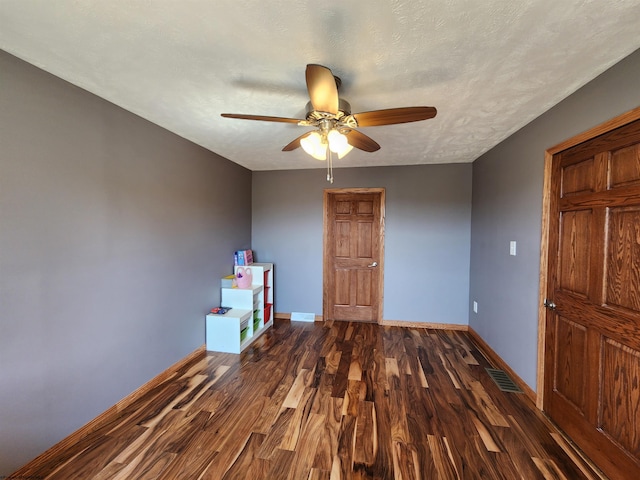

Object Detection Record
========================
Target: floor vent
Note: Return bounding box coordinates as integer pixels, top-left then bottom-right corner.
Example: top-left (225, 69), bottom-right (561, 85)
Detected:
top-left (486, 368), bottom-right (523, 393)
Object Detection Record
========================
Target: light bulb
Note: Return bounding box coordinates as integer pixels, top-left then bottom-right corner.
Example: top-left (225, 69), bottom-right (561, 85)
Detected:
top-left (328, 130), bottom-right (348, 153)
top-left (301, 131), bottom-right (327, 160)
top-left (312, 150), bottom-right (327, 160)
top-left (328, 130), bottom-right (353, 159)
top-left (337, 143), bottom-right (353, 159)
top-left (301, 131), bottom-right (321, 155)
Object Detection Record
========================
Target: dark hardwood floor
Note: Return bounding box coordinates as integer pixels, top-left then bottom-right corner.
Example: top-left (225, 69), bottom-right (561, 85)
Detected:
top-left (12, 320), bottom-right (606, 479)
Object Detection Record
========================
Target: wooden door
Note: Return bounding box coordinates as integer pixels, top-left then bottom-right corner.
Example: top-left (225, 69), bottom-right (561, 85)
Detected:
top-left (543, 117), bottom-right (640, 479)
top-left (323, 188), bottom-right (384, 322)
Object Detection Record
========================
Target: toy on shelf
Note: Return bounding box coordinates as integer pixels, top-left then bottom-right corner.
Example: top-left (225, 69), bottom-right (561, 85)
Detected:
top-left (235, 267), bottom-right (253, 288)
top-left (210, 307), bottom-right (231, 315)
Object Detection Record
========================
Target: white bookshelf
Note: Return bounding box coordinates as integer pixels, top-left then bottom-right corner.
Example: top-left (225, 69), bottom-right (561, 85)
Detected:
top-left (206, 262), bottom-right (274, 354)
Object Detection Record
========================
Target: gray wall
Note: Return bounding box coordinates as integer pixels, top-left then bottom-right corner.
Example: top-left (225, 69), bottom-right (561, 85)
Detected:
top-left (0, 51), bottom-right (252, 474)
top-left (469, 47), bottom-right (640, 391)
top-left (252, 164), bottom-right (472, 324)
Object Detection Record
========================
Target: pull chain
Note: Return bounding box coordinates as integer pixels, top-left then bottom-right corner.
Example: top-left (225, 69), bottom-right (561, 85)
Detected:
top-left (326, 147), bottom-right (334, 183)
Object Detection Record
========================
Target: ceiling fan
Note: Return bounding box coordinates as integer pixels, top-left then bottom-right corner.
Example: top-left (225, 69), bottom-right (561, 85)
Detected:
top-left (221, 64), bottom-right (437, 182)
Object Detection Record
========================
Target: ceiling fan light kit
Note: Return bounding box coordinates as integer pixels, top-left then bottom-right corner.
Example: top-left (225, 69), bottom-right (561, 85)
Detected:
top-left (300, 126), bottom-right (353, 158)
top-left (299, 128), bottom-right (354, 183)
top-left (221, 64), bottom-right (437, 182)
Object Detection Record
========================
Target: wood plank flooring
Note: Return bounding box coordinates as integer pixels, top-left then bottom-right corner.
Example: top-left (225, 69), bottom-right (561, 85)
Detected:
top-left (12, 320), bottom-right (606, 479)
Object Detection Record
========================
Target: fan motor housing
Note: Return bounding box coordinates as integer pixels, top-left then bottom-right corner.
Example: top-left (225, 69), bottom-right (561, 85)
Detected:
top-left (305, 99), bottom-right (352, 120)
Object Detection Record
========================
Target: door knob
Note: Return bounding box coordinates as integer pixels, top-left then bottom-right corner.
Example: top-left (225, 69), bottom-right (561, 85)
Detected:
top-left (368, 261), bottom-right (378, 268)
top-left (544, 299), bottom-right (556, 310)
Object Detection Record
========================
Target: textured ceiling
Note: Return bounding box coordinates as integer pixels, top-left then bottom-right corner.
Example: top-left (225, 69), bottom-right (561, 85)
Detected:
top-left (2, 1), bottom-right (640, 171)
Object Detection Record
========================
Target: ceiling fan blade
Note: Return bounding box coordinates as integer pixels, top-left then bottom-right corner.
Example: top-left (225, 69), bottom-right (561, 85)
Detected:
top-left (282, 131), bottom-right (313, 151)
top-left (221, 113), bottom-right (302, 124)
top-left (305, 64), bottom-right (339, 114)
top-left (353, 106), bottom-right (437, 127)
top-left (346, 129), bottom-right (380, 152)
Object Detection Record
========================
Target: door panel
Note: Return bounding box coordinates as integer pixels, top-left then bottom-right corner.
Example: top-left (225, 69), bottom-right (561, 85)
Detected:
top-left (324, 189), bottom-right (384, 323)
top-left (553, 315), bottom-right (588, 412)
top-left (544, 118), bottom-right (640, 478)
top-left (335, 221), bottom-right (351, 257)
top-left (356, 268), bottom-right (373, 305)
top-left (606, 206), bottom-right (640, 311)
top-left (558, 209), bottom-right (593, 296)
top-left (610, 143), bottom-right (640, 188)
top-left (600, 337), bottom-right (640, 458)
top-left (561, 157), bottom-right (595, 196)
top-left (334, 268), bottom-right (350, 305)
top-left (357, 221), bottom-right (373, 257)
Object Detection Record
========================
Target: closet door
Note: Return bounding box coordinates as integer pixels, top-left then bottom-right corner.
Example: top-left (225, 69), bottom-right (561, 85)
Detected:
top-left (324, 189), bottom-right (384, 323)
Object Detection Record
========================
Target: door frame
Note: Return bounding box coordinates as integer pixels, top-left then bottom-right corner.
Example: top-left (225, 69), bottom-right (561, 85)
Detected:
top-left (536, 105), bottom-right (640, 409)
top-left (323, 187), bottom-right (385, 323)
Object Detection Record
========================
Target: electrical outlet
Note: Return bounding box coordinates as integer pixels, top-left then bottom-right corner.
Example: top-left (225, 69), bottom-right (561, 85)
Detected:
top-left (510, 241), bottom-right (517, 256)
top-left (473, 301), bottom-right (478, 313)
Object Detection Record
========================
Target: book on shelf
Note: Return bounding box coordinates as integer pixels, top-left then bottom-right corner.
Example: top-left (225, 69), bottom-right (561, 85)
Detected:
top-left (234, 249), bottom-right (253, 266)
